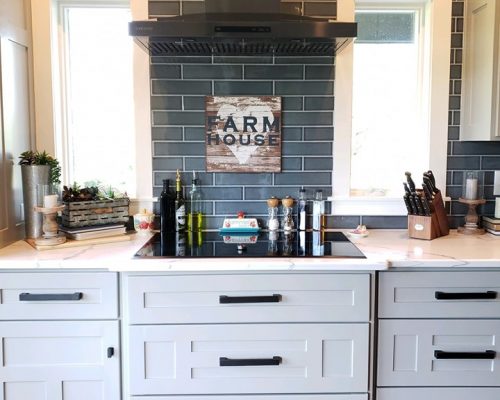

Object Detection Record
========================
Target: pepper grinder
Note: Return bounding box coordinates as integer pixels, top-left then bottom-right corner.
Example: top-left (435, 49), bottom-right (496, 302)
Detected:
top-left (282, 196), bottom-right (295, 232)
top-left (267, 197), bottom-right (280, 231)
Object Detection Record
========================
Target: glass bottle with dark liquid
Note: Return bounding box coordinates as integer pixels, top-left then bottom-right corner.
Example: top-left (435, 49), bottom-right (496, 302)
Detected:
top-left (175, 170), bottom-right (186, 232)
top-left (160, 179), bottom-right (175, 234)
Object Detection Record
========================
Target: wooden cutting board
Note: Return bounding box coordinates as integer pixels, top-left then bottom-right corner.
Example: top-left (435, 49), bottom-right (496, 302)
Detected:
top-left (26, 234), bottom-right (132, 251)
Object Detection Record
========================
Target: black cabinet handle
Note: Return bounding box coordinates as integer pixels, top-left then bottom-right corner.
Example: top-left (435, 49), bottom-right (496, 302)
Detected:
top-left (434, 350), bottom-right (496, 360)
top-left (19, 292), bottom-right (83, 301)
top-left (219, 294), bottom-right (282, 304)
top-left (219, 356), bottom-right (282, 366)
top-left (435, 291), bottom-right (497, 300)
top-left (107, 347), bottom-right (115, 358)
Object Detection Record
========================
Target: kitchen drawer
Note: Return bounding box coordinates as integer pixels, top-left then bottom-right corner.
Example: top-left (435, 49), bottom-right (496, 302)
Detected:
top-left (379, 271), bottom-right (500, 318)
top-left (377, 388), bottom-right (500, 400)
top-left (0, 320), bottom-right (120, 399)
top-left (0, 272), bottom-right (118, 320)
top-left (378, 319), bottom-right (500, 387)
top-left (132, 396), bottom-right (368, 400)
top-left (128, 323), bottom-right (369, 395)
top-left (124, 274), bottom-right (370, 324)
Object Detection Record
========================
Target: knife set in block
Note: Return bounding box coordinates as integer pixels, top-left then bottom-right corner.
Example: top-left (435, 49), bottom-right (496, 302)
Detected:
top-left (404, 171), bottom-right (450, 240)
top-left (408, 191), bottom-right (449, 240)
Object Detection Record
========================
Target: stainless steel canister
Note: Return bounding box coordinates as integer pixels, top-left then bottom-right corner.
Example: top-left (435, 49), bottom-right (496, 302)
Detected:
top-left (21, 165), bottom-right (50, 239)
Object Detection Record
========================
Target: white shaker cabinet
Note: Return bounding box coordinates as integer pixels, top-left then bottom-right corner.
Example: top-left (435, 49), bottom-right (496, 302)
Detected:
top-left (122, 272), bottom-right (373, 400)
top-left (377, 271), bottom-right (500, 400)
top-left (128, 323), bottom-right (369, 396)
top-left (0, 321), bottom-right (120, 400)
top-left (0, 271), bottom-right (121, 400)
top-left (460, 0), bottom-right (500, 141)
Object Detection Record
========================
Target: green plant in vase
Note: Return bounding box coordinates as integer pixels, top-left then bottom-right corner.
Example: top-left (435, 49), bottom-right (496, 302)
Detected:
top-left (18, 150), bottom-right (62, 239)
top-left (19, 150), bottom-right (61, 186)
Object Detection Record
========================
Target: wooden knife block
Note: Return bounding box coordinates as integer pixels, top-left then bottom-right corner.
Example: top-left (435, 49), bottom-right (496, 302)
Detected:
top-left (408, 191), bottom-right (449, 240)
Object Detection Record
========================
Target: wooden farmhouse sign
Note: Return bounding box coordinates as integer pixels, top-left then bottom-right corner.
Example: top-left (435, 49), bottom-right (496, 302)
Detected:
top-left (205, 96), bottom-right (282, 172)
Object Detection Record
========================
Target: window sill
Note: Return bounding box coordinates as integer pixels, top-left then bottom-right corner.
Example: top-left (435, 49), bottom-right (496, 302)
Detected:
top-left (328, 196), bottom-right (407, 216)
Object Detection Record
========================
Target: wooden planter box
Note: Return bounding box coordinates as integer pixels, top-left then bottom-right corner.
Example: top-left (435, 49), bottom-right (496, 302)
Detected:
top-left (61, 198), bottom-right (130, 228)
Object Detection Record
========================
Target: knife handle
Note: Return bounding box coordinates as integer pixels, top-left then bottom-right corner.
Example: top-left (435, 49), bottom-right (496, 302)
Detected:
top-left (423, 176), bottom-right (436, 195)
top-left (408, 193), bottom-right (417, 215)
top-left (427, 170), bottom-right (437, 188)
top-left (422, 182), bottom-right (433, 200)
top-left (413, 194), bottom-right (425, 216)
top-left (403, 182), bottom-right (411, 195)
top-left (421, 196), bottom-right (432, 216)
top-left (403, 194), bottom-right (413, 215)
top-left (405, 172), bottom-right (416, 192)
top-left (408, 195), bottom-right (418, 215)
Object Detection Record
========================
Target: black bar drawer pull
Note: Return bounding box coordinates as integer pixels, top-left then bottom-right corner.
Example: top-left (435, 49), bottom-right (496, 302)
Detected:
top-left (434, 350), bottom-right (496, 360)
top-left (219, 294), bottom-right (282, 304)
top-left (107, 347), bottom-right (115, 358)
top-left (435, 291), bottom-right (497, 300)
top-left (220, 356), bottom-right (282, 367)
top-left (19, 292), bottom-right (83, 301)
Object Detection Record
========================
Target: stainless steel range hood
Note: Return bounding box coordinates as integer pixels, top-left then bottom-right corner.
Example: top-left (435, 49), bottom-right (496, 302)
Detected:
top-left (129, 0), bottom-right (357, 57)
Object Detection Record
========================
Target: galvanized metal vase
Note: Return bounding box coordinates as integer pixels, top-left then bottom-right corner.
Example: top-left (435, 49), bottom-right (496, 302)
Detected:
top-left (21, 165), bottom-right (50, 239)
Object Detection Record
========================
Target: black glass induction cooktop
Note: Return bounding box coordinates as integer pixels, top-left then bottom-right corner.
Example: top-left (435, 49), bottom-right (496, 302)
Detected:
top-left (135, 231), bottom-right (366, 258)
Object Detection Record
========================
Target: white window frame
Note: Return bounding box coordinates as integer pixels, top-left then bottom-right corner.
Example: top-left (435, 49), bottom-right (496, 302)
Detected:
top-left (30, 0), bottom-right (153, 214)
top-left (333, 0), bottom-right (451, 216)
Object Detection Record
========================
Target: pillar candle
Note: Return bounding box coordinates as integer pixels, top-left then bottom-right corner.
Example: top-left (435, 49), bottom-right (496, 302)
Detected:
top-left (43, 194), bottom-right (58, 208)
top-left (465, 178), bottom-right (478, 200)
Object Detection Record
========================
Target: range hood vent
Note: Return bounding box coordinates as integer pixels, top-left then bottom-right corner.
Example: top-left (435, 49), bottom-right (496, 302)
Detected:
top-left (129, 0), bottom-right (357, 57)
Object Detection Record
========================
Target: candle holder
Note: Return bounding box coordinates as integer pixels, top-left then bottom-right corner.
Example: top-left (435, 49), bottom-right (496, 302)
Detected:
top-left (33, 205), bottom-right (66, 245)
top-left (458, 171), bottom-right (486, 235)
top-left (33, 184), bottom-right (66, 246)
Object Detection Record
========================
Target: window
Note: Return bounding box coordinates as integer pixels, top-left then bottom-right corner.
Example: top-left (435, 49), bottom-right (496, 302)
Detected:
top-left (351, 9), bottom-right (424, 197)
top-left (333, 0), bottom-right (451, 215)
top-left (56, 2), bottom-right (135, 195)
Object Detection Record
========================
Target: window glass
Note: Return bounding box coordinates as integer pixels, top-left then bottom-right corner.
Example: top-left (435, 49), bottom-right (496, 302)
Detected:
top-left (350, 9), bottom-right (425, 197)
top-left (63, 6), bottom-right (135, 194)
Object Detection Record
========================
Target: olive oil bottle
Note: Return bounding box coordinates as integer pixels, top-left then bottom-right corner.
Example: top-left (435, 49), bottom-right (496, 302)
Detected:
top-left (188, 171), bottom-right (203, 232)
top-left (175, 170), bottom-right (186, 231)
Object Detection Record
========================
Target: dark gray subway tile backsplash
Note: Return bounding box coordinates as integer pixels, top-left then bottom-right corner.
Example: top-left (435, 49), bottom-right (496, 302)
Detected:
top-left (446, 0), bottom-right (500, 227)
top-left (149, 0), bottom-right (498, 230)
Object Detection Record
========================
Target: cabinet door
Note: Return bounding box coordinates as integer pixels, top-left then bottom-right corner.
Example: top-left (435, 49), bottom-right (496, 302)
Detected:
top-left (128, 323), bottom-right (369, 395)
top-left (378, 319), bottom-right (500, 387)
top-left (0, 321), bottom-right (120, 400)
top-left (461, 0), bottom-right (500, 140)
top-left (0, 0), bottom-right (34, 248)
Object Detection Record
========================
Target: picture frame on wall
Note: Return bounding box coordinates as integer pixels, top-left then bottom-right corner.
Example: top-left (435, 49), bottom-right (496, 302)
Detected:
top-left (205, 96), bottom-right (282, 173)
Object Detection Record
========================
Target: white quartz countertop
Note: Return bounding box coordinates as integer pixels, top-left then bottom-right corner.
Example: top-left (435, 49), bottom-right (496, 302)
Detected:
top-left (0, 230), bottom-right (499, 271)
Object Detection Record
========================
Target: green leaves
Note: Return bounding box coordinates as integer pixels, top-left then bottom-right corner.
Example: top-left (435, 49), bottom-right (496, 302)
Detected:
top-left (19, 150), bottom-right (61, 186)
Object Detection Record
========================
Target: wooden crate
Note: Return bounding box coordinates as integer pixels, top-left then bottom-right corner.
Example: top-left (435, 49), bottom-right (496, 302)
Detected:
top-left (61, 198), bottom-right (130, 228)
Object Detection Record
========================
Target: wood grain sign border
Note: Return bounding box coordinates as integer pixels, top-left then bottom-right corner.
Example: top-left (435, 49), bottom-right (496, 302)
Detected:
top-left (205, 96), bottom-right (282, 173)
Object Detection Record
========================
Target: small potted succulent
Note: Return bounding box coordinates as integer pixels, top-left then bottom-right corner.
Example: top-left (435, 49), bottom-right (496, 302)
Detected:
top-left (18, 150), bottom-right (61, 239)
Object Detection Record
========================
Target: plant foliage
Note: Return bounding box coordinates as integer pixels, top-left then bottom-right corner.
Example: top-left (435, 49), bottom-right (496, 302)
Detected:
top-left (19, 150), bottom-right (61, 186)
